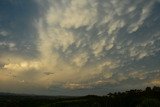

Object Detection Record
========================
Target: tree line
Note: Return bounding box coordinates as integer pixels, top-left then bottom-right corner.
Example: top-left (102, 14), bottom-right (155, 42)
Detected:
top-left (0, 86), bottom-right (160, 107)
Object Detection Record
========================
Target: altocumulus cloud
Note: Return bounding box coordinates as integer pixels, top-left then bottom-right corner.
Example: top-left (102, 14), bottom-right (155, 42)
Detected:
top-left (0, 0), bottom-right (160, 95)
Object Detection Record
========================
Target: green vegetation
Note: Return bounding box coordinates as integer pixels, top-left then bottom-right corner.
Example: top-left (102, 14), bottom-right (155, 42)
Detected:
top-left (0, 86), bottom-right (160, 107)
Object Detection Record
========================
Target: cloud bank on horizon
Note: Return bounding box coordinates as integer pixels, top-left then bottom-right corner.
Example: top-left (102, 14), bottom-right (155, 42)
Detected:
top-left (0, 0), bottom-right (160, 95)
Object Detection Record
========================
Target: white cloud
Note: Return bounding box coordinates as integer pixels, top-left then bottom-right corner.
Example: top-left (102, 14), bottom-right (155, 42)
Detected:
top-left (128, 36), bottom-right (159, 60)
top-left (50, 28), bottom-right (76, 52)
top-left (128, 71), bottom-right (147, 80)
top-left (72, 52), bottom-right (89, 67)
top-left (0, 0), bottom-right (159, 92)
top-left (0, 31), bottom-right (9, 36)
top-left (91, 38), bottom-right (106, 57)
top-left (64, 83), bottom-right (91, 89)
top-left (0, 42), bottom-right (17, 51)
top-left (24, 0), bottom-right (159, 89)
top-left (98, 60), bottom-right (119, 71)
top-left (138, 51), bottom-right (148, 59)
top-left (3, 61), bottom-right (41, 72)
top-left (61, 0), bottom-right (97, 29)
top-left (105, 36), bottom-right (115, 50)
top-left (127, 1), bottom-right (154, 33)
top-left (150, 79), bottom-right (160, 85)
top-left (108, 20), bottom-right (125, 35)
top-left (45, 0), bottom-right (97, 29)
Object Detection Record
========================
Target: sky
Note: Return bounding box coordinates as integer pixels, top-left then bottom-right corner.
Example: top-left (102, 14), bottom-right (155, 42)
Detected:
top-left (0, 0), bottom-right (160, 96)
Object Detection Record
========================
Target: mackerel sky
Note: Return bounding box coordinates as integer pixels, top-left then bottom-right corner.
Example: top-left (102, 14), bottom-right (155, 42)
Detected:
top-left (0, 0), bottom-right (160, 95)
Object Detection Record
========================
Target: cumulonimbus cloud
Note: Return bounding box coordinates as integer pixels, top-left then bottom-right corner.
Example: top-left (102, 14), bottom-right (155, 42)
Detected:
top-left (0, 0), bottom-right (160, 93)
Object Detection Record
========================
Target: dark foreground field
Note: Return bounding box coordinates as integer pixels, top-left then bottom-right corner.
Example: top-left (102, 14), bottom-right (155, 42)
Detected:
top-left (0, 86), bottom-right (160, 107)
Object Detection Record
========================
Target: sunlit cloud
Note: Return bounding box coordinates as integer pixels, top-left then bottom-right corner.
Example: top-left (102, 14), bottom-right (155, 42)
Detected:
top-left (0, 0), bottom-right (160, 95)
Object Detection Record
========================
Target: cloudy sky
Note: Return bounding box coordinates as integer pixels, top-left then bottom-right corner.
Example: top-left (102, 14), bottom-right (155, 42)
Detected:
top-left (0, 0), bottom-right (160, 95)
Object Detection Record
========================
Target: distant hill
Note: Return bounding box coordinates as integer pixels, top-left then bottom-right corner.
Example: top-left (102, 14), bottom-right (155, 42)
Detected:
top-left (0, 86), bottom-right (160, 107)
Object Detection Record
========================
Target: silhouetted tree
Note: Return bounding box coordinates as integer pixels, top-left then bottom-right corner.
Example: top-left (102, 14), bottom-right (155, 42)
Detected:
top-left (146, 87), bottom-right (152, 92)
